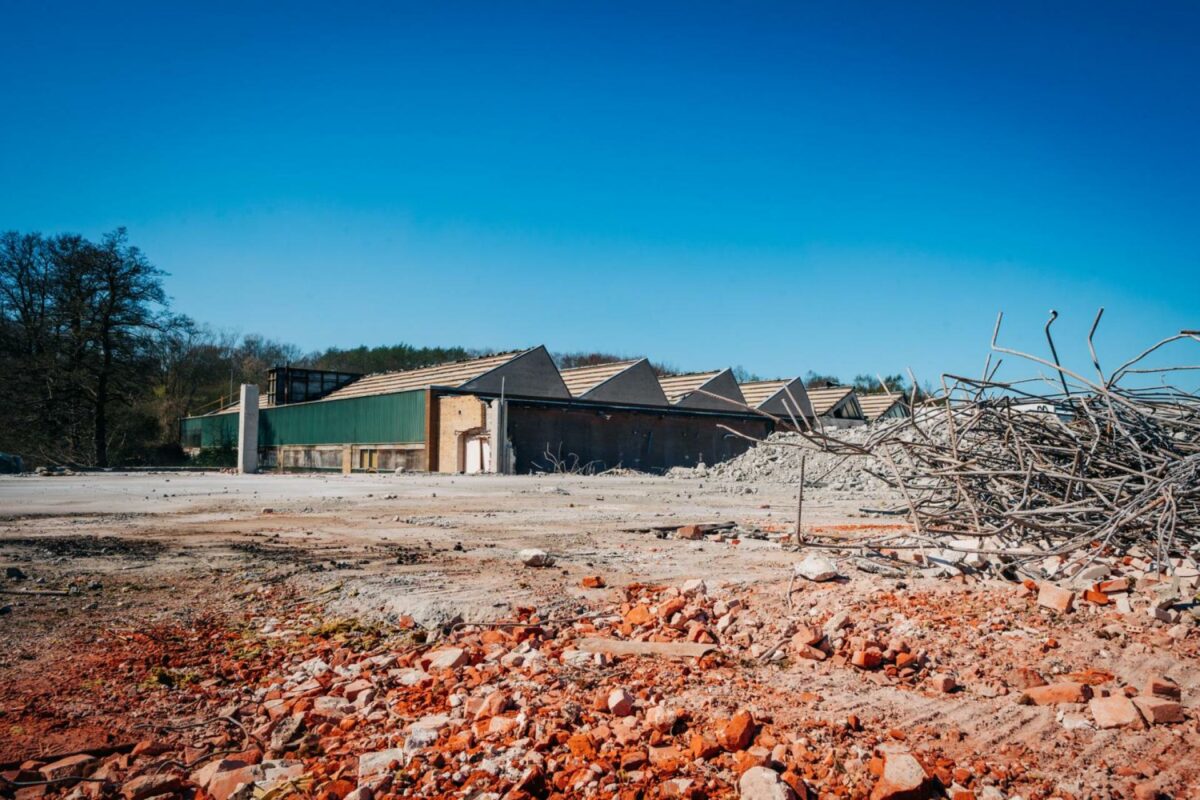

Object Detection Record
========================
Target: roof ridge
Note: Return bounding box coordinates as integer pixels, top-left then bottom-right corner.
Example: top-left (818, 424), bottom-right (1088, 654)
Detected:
top-left (349, 348), bottom-right (525, 380)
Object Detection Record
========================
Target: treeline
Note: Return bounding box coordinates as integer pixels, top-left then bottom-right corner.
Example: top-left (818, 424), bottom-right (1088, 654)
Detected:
top-left (805, 371), bottom-right (924, 397)
top-left (0, 229), bottom-right (502, 467)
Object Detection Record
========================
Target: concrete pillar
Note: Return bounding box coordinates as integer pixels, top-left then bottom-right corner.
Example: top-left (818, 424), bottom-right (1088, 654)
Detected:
top-left (487, 399), bottom-right (509, 474)
top-left (237, 384), bottom-right (259, 474)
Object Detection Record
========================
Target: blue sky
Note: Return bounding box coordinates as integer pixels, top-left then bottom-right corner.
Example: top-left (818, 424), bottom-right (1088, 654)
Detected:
top-left (2, 1), bottom-right (1197, 386)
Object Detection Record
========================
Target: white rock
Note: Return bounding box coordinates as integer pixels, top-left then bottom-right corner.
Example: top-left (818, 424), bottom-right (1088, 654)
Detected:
top-left (560, 649), bottom-right (592, 667)
top-left (519, 548), bottom-right (555, 567)
top-left (823, 610), bottom-right (851, 636)
top-left (607, 688), bottom-right (634, 717)
top-left (793, 554), bottom-right (839, 582)
top-left (1069, 564), bottom-right (1111, 588)
top-left (392, 668), bottom-right (431, 686)
top-left (426, 648), bottom-right (468, 670)
top-left (358, 749), bottom-right (405, 779)
top-left (681, 578), bottom-right (708, 596)
top-left (738, 766), bottom-right (797, 799)
top-left (298, 657), bottom-right (330, 676)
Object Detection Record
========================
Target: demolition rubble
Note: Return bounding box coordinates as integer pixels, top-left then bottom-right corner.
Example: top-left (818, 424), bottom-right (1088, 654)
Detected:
top-left (1, 315), bottom-right (1198, 800)
top-left (1, 563), bottom-right (1196, 800)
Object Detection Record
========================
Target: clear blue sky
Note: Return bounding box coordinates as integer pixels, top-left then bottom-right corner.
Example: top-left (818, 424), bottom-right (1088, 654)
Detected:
top-left (2, 1), bottom-right (1197, 386)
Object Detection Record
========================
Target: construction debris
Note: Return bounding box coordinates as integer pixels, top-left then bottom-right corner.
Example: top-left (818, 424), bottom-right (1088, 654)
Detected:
top-left (718, 314), bottom-right (1200, 591)
top-left (793, 554), bottom-right (840, 582)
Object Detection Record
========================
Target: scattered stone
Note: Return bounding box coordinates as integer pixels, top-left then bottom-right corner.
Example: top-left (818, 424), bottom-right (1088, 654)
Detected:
top-left (38, 754), bottom-right (97, 783)
top-left (580, 575), bottom-right (605, 588)
top-left (1037, 583), bottom-right (1074, 613)
top-left (721, 710), bottom-right (756, 751)
top-left (739, 765), bottom-right (798, 799)
top-left (1145, 675), bottom-right (1181, 701)
top-left (607, 688), bottom-right (635, 717)
top-left (645, 704), bottom-right (680, 733)
top-left (1008, 667), bottom-right (1047, 689)
top-left (5, 566), bottom-right (27, 581)
top-left (426, 648), bottom-right (468, 670)
top-left (1018, 682), bottom-right (1092, 705)
top-left (269, 715), bottom-right (304, 751)
top-left (851, 649), bottom-right (882, 670)
top-left (518, 548), bottom-right (554, 567)
top-left (1132, 696), bottom-right (1184, 725)
top-left (794, 554), bottom-right (839, 582)
top-left (1089, 695), bottom-right (1142, 729)
top-left (358, 749), bottom-right (405, 779)
top-left (121, 773), bottom-right (183, 800)
top-left (930, 674), bottom-right (957, 693)
top-left (869, 752), bottom-right (932, 800)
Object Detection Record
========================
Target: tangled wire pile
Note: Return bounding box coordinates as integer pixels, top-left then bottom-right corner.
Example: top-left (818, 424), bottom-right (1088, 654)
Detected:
top-left (743, 310), bottom-right (1200, 576)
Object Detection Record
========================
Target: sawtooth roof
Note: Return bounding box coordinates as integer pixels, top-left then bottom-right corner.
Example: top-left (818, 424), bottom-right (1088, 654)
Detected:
top-left (320, 350), bottom-right (526, 401)
top-left (657, 372), bottom-right (722, 404)
top-left (857, 392), bottom-right (906, 421)
top-left (559, 360), bottom-right (641, 397)
top-left (738, 380), bottom-right (790, 408)
top-left (806, 386), bottom-right (857, 416)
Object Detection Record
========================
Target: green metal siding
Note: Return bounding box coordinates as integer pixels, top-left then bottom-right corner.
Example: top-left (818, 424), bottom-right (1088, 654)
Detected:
top-left (257, 391), bottom-right (425, 446)
top-left (180, 412), bottom-right (239, 449)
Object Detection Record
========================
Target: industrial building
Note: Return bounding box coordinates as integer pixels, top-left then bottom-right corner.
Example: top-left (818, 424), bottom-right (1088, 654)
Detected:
top-left (181, 347), bottom-right (787, 474)
top-left (803, 385), bottom-right (867, 428)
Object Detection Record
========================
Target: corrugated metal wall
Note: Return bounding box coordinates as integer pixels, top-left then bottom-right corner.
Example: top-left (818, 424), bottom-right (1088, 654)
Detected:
top-left (257, 391), bottom-right (425, 446)
top-left (180, 412), bottom-right (239, 449)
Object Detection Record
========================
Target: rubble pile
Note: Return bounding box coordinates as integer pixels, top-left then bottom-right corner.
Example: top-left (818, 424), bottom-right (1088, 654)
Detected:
top-left (4, 565), bottom-right (1196, 800)
top-left (693, 318), bottom-right (1200, 578)
top-left (683, 427), bottom-right (906, 496)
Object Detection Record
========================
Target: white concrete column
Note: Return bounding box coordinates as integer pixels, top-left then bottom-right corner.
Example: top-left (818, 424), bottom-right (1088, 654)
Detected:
top-left (487, 399), bottom-right (509, 474)
top-left (237, 384), bottom-right (259, 474)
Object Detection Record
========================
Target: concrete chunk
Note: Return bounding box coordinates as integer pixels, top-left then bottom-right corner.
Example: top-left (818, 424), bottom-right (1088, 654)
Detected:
top-left (794, 554), bottom-right (839, 582)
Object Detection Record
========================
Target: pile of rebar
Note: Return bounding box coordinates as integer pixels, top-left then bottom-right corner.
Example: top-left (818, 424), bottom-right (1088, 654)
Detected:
top-left (750, 310), bottom-right (1200, 575)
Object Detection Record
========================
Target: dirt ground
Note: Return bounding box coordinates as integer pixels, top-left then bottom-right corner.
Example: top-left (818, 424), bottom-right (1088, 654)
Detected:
top-left (1, 472), bottom-right (1196, 800)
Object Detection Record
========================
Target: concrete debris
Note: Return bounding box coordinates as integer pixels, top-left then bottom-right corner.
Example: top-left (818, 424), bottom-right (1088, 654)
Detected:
top-left (517, 548), bottom-right (555, 567)
top-left (869, 752), bottom-right (932, 800)
top-left (739, 765), bottom-right (798, 799)
top-left (793, 554), bottom-right (839, 582)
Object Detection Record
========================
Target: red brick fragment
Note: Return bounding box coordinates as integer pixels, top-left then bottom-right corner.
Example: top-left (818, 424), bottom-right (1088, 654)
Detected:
top-left (1144, 675), bottom-right (1181, 701)
top-left (869, 752), bottom-right (932, 800)
top-left (1132, 696), bottom-right (1184, 725)
top-left (720, 710), bottom-right (756, 751)
top-left (851, 649), bottom-right (882, 670)
top-left (1008, 667), bottom-right (1047, 689)
top-left (1018, 682), bottom-right (1092, 705)
top-left (625, 605), bottom-right (653, 626)
top-left (1089, 695), bottom-right (1142, 729)
top-left (1036, 583), bottom-right (1074, 613)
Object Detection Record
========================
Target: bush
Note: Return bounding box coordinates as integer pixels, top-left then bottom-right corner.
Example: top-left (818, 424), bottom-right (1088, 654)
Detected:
top-left (189, 446), bottom-right (237, 468)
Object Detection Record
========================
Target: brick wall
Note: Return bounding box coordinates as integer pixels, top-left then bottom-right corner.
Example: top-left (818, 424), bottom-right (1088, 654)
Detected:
top-left (435, 395), bottom-right (488, 472)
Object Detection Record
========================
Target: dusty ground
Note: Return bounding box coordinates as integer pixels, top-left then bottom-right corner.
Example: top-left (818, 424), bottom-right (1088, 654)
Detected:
top-left (0, 472), bottom-right (1196, 800)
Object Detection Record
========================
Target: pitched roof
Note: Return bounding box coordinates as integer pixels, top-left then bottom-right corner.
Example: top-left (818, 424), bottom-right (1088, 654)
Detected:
top-left (321, 350), bottom-right (525, 401)
top-left (657, 372), bottom-right (722, 404)
top-left (738, 380), bottom-right (790, 408)
top-left (806, 386), bottom-right (856, 416)
top-left (857, 392), bottom-right (906, 421)
top-left (560, 360), bottom-right (641, 397)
